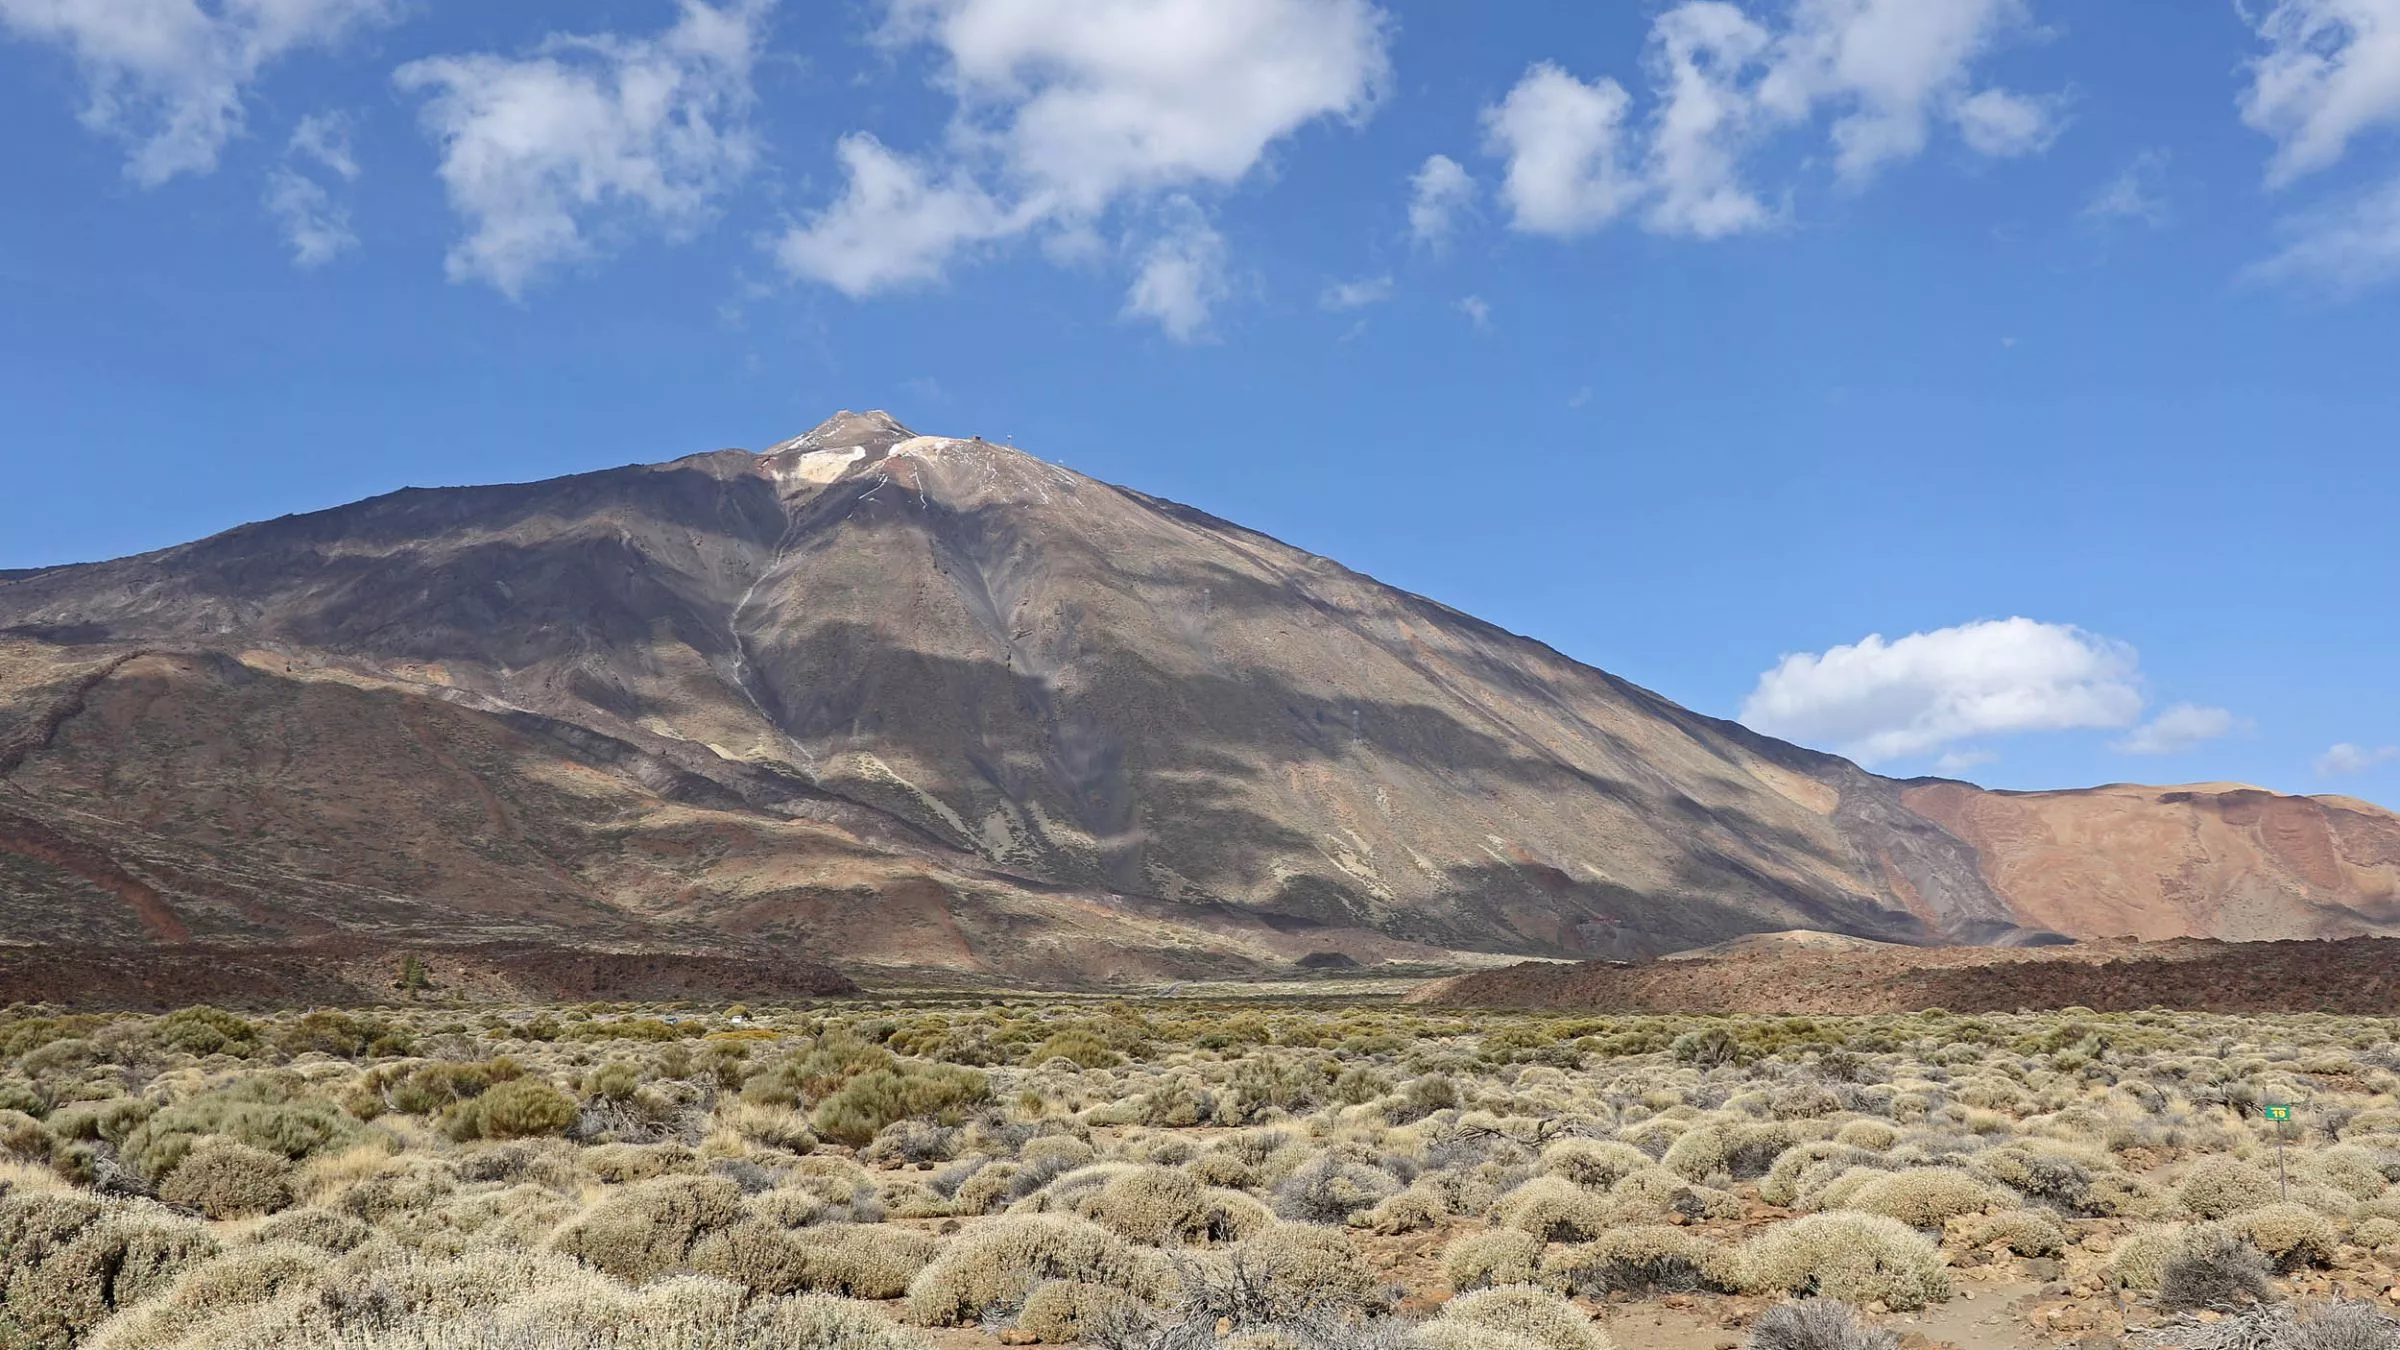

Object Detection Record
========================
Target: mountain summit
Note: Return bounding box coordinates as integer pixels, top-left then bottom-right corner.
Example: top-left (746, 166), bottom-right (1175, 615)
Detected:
top-left (3, 416), bottom-right (2395, 983)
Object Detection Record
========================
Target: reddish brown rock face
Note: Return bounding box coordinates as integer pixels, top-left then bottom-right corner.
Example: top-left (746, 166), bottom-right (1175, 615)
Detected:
top-left (2, 411), bottom-right (2394, 987)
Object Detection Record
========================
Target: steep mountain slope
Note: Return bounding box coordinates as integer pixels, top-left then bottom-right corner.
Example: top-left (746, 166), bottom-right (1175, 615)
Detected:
top-left (3, 412), bottom-right (2395, 983)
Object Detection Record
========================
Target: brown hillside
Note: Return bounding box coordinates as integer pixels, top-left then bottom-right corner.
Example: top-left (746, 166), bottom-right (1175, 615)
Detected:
top-left (3, 411), bottom-right (2396, 985)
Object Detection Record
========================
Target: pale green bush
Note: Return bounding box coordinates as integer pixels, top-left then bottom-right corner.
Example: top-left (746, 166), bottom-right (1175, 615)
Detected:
top-left (158, 1139), bottom-right (295, 1220)
top-left (1418, 1285), bottom-right (1611, 1350)
top-left (1540, 1226), bottom-right (1738, 1298)
top-left (1444, 1229), bottom-right (1542, 1292)
top-left (1737, 1213), bottom-right (1949, 1310)
top-left (549, 1175), bottom-right (743, 1281)
top-left (904, 1215), bottom-right (1161, 1325)
top-left (1834, 1167), bottom-right (1998, 1229)
top-left (2178, 1157), bottom-right (2280, 1220)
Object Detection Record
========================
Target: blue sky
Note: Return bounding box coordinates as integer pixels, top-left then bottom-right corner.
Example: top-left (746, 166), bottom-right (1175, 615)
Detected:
top-left (2, 0), bottom-right (2396, 805)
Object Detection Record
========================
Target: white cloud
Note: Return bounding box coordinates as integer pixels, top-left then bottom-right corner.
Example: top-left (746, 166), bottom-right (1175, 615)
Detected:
top-left (1407, 153), bottom-right (1476, 246)
top-left (2111, 703), bottom-right (2240, 756)
top-left (0, 0), bottom-right (395, 185)
top-left (2084, 149), bottom-right (2170, 226)
top-left (2251, 168), bottom-right (2400, 292)
top-left (1738, 617), bottom-right (2145, 764)
top-left (780, 0), bottom-right (1390, 315)
top-left (1318, 274), bottom-right (1393, 310)
top-left (1457, 294), bottom-right (1493, 331)
top-left (263, 165), bottom-right (355, 267)
top-left (1953, 87), bottom-right (2065, 158)
top-left (1123, 199), bottom-right (1227, 341)
top-left (773, 135), bottom-right (1021, 296)
top-left (2317, 742), bottom-right (2400, 777)
top-left (2241, 0), bottom-right (2400, 188)
top-left (1483, 62), bottom-right (1641, 235)
top-left (288, 110), bottom-right (358, 180)
top-left (396, 0), bottom-right (771, 299)
top-left (1482, 0), bottom-right (2058, 241)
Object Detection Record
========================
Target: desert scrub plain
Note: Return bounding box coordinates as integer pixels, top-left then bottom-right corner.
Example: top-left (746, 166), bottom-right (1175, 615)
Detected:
top-left (4, 998), bottom-right (2400, 1350)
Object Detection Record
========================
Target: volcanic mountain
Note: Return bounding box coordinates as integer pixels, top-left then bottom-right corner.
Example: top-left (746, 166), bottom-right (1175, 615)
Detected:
top-left (2, 412), bottom-right (2395, 987)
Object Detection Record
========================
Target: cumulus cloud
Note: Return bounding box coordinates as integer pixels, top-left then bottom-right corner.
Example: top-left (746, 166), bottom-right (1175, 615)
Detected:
top-left (2084, 148), bottom-right (2170, 226)
top-left (772, 136), bottom-right (1022, 296)
top-left (1407, 153), bottom-right (1477, 246)
top-left (396, 0), bottom-right (771, 298)
top-left (2241, 0), bottom-right (2400, 189)
top-left (1738, 617), bottom-right (2145, 765)
top-left (0, 0), bottom-right (396, 185)
top-left (2111, 703), bottom-right (2241, 756)
top-left (1478, 0), bottom-right (2059, 241)
top-left (1123, 199), bottom-right (1228, 341)
top-left (1457, 294), bottom-right (1493, 331)
top-left (777, 0), bottom-right (1390, 335)
top-left (288, 110), bottom-right (358, 180)
top-left (2251, 161), bottom-right (2400, 293)
top-left (2317, 742), bottom-right (2400, 777)
top-left (1318, 274), bottom-right (1393, 310)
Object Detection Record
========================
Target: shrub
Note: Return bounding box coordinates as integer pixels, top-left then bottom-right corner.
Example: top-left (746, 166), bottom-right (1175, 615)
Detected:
top-left (1215, 1223), bottom-right (1382, 1323)
top-left (1080, 1166), bottom-right (1241, 1245)
top-left (2157, 1224), bottom-right (2275, 1311)
top-left (157, 1138), bottom-right (294, 1219)
top-left (1747, 1299), bottom-right (1900, 1350)
top-left (1540, 1138), bottom-right (1652, 1191)
top-left (0, 1191), bottom-right (217, 1350)
top-left (155, 1006), bottom-right (261, 1058)
top-left (447, 1077), bottom-right (578, 1142)
top-left (1019, 1279), bottom-right (1145, 1345)
top-left (1445, 1229), bottom-right (1543, 1292)
top-left (1834, 1168), bottom-right (1998, 1229)
top-left (1421, 1285), bottom-right (1611, 1350)
top-left (1832, 1122), bottom-right (1898, 1152)
top-left (1026, 1031), bottom-right (1123, 1070)
top-left (0, 1110), bottom-right (45, 1162)
top-left (120, 1080), bottom-right (354, 1182)
top-left (1967, 1209), bottom-right (2068, 1259)
top-left (1541, 1227), bottom-right (1739, 1298)
top-left (904, 1214), bottom-right (1162, 1325)
top-left (1737, 1213), bottom-right (1950, 1311)
top-left (248, 1206), bottom-right (373, 1254)
top-left (1356, 1183), bottom-right (1445, 1235)
top-left (1272, 1154), bottom-right (1399, 1225)
top-left (2109, 1226), bottom-right (2184, 1291)
top-left (550, 1175), bottom-right (744, 1281)
top-left (2224, 1202), bottom-right (2340, 1271)
top-left (811, 1064), bottom-right (988, 1147)
top-left (1494, 1176), bottom-right (1614, 1244)
top-left (2178, 1156), bottom-right (2280, 1220)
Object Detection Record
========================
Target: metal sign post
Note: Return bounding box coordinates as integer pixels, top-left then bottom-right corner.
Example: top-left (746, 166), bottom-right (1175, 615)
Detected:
top-left (2264, 1103), bottom-right (2293, 1201)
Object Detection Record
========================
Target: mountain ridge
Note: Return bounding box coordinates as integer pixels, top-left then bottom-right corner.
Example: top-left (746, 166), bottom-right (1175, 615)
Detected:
top-left (3, 411), bottom-right (2394, 985)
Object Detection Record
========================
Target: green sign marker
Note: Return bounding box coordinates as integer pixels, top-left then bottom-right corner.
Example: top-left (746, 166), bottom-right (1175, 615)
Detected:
top-left (2264, 1103), bottom-right (2293, 1121)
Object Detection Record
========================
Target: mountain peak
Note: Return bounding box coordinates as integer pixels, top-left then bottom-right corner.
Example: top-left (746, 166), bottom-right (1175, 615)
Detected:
top-left (768, 410), bottom-right (917, 457)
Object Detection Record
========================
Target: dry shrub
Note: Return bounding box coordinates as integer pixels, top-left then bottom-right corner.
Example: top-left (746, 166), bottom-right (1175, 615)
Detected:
top-left (446, 1078), bottom-right (578, 1143)
top-left (0, 1110), bottom-right (46, 1163)
top-left (1746, 1299), bottom-right (1899, 1350)
top-left (1018, 1278), bottom-right (1144, 1344)
top-left (246, 1206), bottom-right (373, 1254)
top-left (2306, 1146), bottom-right (2390, 1202)
top-left (120, 1081), bottom-right (354, 1184)
top-left (904, 1214), bottom-right (1162, 1325)
top-left (1541, 1226), bottom-right (1739, 1298)
top-left (550, 1175), bottom-right (744, 1281)
top-left (2109, 1226), bottom-right (2184, 1291)
top-left (1494, 1176), bottom-right (1613, 1243)
top-left (1418, 1285), bottom-right (1611, 1350)
top-left (1833, 1167), bottom-right (1997, 1229)
top-left (2224, 1202), bottom-right (2340, 1270)
top-left (722, 1104), bottom-right (819, 1155)
top-left (1660, 1125), bottom-right (1727, 1181)
top-left (1539, 1139), bottom-right (1651, 1191)
top-left (2157, 1224), bottom-right (2275, 1311)
top-left (1832, 1122), bottom-right (1897, 1152)
top-left (1444, 1229), bottom-right (1542, 1293)
top-left (955, 1162), bottom-right (1022, 1216)
top-left (1737, 1213), bottom-right (1949, 1311)
top-left (158, 1139), bottom-right (295, 1219)
top-left (1966, 1208), bottom-right (2067, 1258)
top-left (1355, 1182), bottom-right (1445, 1235)
top-left (1189, 1152), bottom-right (1261, 1191)
top-left (332, 1156), bottom-right (460, 1222)
top-left (84, 1242), bottom-right (326, 1350)
top-left (811, 1064), bottom-right (989, 1147)
top-left (1272, 1154), bottom-right (1400, 1225)
top-left (1221, 1222), bottom-right (1381, 1321)
top-left (1077, 1166), bottom-right (1217, 1244)
top-left (2354, 1216), bottom-right (2400, 1252)
top-left (0, 1190), bottom-right (217, 1350)
top-left (2179, 1156), bottom-right (2281, 1220)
